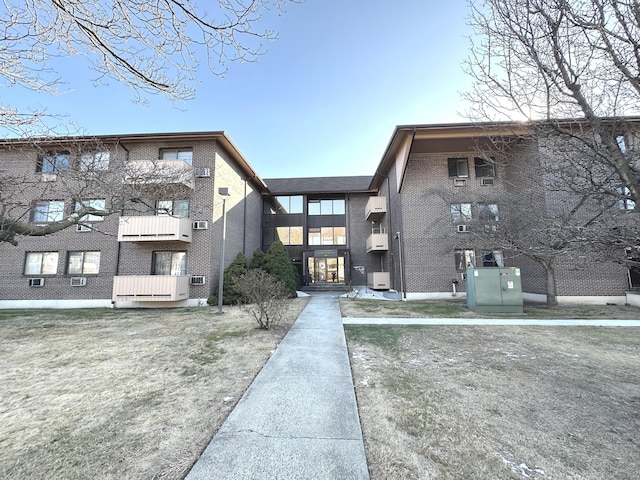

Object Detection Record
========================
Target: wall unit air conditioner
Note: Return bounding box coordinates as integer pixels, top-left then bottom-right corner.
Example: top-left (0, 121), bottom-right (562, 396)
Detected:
top-left (76, 223), bottom-right (92, 232)
top-left (190, 275), bottom-right (206, 285)
top-left (70, 277), bottom-right (87, 286)
top-left (29, 278), bottom-right (45, 287)
top-left (457, 224), bottom-right (471, 233)
top-left (481, 177), bottom-right (495, 186)
top-left (192, 220), bottom-right (208, 230)
top-left (453, 178), bottom-right (467, 187)
top-left (194, 167), bottom-right (211, 178)
top-left (41, 173), bottom-right (57, 182)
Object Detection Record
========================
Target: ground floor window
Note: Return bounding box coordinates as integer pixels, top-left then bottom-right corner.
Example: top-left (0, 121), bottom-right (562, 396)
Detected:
top-left (152, 251), bottom-right (187, 275)
top-left (67, 251), bottom-right (101, 275)
top-left (454, 249), bottom-right (476, 272)
top-left (483, 250), bottom-right (504, 267)
top-left (25, 252), bottom-right (59, 275)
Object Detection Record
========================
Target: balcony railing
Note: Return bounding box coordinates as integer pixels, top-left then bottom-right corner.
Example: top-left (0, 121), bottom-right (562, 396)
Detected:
top-left (365, 196), bottom-right (387, 221)
top-left (112, 275), bottom-right (190, 302)
top-left (366, 232), bottom-right (389, 252)
top-left (118, 216), bottom-right (192, 242)
top-left (123, 160), bottom-right (195, 189)
top-left (367, 272), bottom-right (390, 290)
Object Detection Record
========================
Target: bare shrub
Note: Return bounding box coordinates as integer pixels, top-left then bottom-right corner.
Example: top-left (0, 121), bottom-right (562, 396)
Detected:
top-left (233, 269), bottom-right (289, 329)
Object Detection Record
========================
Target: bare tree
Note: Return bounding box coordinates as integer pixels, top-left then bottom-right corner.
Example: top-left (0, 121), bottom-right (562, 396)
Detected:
top-left (1, 0), bottom-right (291, 133)
top-left (465, 0), bottom-right (640, 206)
top-left (0, 137), bottom-right (193, 245)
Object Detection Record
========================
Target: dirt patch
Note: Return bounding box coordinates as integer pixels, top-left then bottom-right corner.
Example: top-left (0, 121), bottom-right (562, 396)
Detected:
top-left (345, 325), bottom-right (640, 479)
top-left (0, 299), bottom-right (308, 480)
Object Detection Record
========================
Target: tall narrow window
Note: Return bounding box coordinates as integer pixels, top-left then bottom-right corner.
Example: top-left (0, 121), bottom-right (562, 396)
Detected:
top-left (617, 186), bottom-right (636, 211)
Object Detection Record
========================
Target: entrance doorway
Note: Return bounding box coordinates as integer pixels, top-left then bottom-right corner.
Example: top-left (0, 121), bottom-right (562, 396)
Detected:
top-left (308, 257), bottom-right (344, 283)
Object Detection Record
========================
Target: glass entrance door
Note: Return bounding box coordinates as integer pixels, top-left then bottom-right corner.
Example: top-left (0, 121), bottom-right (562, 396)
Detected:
top-left (308, 257), bottom-right (344, 283)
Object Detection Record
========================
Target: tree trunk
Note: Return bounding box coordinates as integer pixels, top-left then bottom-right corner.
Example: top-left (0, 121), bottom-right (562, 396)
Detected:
top-left (542, 261), bottom-right (558, 307)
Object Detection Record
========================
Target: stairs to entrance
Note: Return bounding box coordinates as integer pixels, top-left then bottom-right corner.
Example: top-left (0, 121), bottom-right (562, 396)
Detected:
top-left (301, 282), bottom-right (347, 293)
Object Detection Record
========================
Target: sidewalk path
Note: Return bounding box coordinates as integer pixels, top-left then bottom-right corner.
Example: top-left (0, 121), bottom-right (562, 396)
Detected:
top-left (343, 317), bottom-right (640, 326)
top-left (185, 293), bottom-right (369, 480)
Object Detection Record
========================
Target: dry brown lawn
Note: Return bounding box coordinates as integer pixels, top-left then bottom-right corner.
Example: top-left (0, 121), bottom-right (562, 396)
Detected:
top-left (343, 299), bottom-right (640, 480)
top-left (0, 299), bottom-right (307, 480)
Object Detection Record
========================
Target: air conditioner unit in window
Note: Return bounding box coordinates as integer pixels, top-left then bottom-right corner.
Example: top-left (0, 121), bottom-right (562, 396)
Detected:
top-left (481, 177), bottom-right (495, 186)
top-left (190, 275), bottom-right (206, 285)
top-left (70, 277), bottom-right (87, 286)
top-left (29, 278), bottom-right (45, 287)
top-left (41, 173), bottom-right (57, 182)
top-left (453, 178), bottom-right (467, 187)
top-left (76, 223), bottom-right (92, 232)
top-left (192, 220), bottom-right (208, 230)
top-left (457, 224), bottom-right (471, 233)
top-left (194, 167), bottom-right (211, 178)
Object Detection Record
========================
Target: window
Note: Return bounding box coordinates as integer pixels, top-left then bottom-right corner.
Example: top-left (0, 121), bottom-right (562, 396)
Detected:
top-left (483, 250), bottom-right (504, 267)
top-left (75, 199), bottom-right (106, 222)
top-left (156, 199), bottom-right (190, 217)
top-left (25, 252), bottom-right (59, 275)
top-left (617, 187), bottom-right (636, 211)
top-left (152, 251), bottom-right (187, 275)
top-left (309, 226), bottom-right (346, 245)
top-left (160, 148), bottom-right (193, 164)
top-left (274, 226), bottom-right (303, 245)
top-left (616, 135), bottom-right (627, 154)
top-left (478, 203), bottom-right (499, 222)
top-left (31, 201), bottom-right (65, 223)
top-left (474, 157), bottom-right (495, 178)
top-left (450, 203), bottom-right (472, 223)
top-left (37, 152), bottom-right (70, 173)
top-left (448, 158), bottom-right (468, 178)
top-left (454, 249), bottom-right (475, 272)
top-left (80, 151), bottom-right (110, 171)
top-left (67, 251), bottom-right (101, 274)
top-left (308, 199), bottom-right (346, 215)
top-left (269, 196), bottom-right (303, 214)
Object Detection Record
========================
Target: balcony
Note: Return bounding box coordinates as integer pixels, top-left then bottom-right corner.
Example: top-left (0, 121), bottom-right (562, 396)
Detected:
top-left (365, 196), bottom-right (387, 221)
top-left (123, 160), bottom-right (195, 189)
top-left (118, 216), bottom-right (192, 242)
top-left (366, 229), bottom-right (389, 253)
top-left (112, 275), bottom-right (190, 302)
top-left (367, 272), bottom-right (390, 290)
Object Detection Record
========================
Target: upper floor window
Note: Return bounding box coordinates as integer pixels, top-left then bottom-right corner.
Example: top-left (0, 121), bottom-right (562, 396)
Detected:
top-left (474, 157), bottom-right (495, 178)
top-left (308, 227), bottom-right (346, 245)
top-left (617, 186), bottom-right (636, 211)
top-left (454, 249), bottom-right (475, 272)
top-left (159, 148), bottom-right (193, 165)
top-left (156, 199), bottom-right (190, 217)
top-left (450, 203), bottom-right (472, 223)
top-left (80, 151), bottom-right (110, 171)
top-left (266, 196), bottom-right (303, 214)
top-left (269, 226), bottom-right (303, 245)
top-left (448, 158), bottom-right (468, 178)
top-left (31, 200), bottom-right (65, 223)
top-left (37, 152), bottom-right (70, 173)
top-left (616, 135), bottom-right (627, 154)
top-left (152, 251), bottom-right (187, 275)
top-left (478, 203), bottom-right (499, 222)
top-left (25, 252), bottom-right (59, 275)
top-left (67, 251), bottom-right (101, 275)
top-left (308, 199), bottom-right (345, 215)
top-left (75, 199), bottom-right (106, 222)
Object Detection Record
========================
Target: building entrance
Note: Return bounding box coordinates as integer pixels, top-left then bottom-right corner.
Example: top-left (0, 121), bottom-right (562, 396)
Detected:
top-left (308, 257), bottom-right (344, 283)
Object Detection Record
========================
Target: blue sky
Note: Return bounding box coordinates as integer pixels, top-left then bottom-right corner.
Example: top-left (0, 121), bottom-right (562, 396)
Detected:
top-left (6, 0), bottom-right (473, 179)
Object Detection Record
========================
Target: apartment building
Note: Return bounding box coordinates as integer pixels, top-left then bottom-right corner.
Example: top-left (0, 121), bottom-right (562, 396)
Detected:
top-left (0, 122), bottom-right (637, 308)
top-left (0, 132), bottom-right (267, 308)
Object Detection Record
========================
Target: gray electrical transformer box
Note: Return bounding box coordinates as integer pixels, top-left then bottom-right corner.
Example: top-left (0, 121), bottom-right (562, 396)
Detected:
top-left (466, 267), bottom-right (523, 313)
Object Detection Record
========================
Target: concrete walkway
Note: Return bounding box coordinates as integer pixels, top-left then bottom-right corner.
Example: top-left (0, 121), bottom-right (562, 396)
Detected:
top-left (185, 292), bottom-right (369, 480)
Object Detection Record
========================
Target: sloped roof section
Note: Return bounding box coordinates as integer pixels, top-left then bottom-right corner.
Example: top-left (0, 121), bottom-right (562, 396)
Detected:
top-left (264, 176), bottom-right (375, 195)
